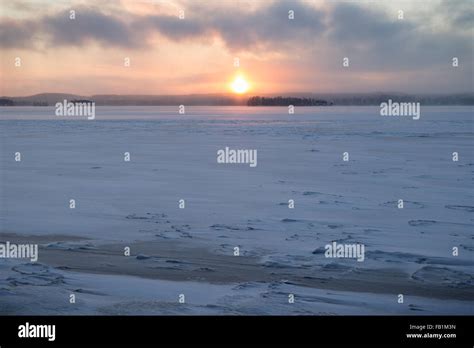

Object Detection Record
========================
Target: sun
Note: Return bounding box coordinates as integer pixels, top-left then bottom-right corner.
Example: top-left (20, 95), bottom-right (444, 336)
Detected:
top-left (231, 75), bottom-right (250, 94)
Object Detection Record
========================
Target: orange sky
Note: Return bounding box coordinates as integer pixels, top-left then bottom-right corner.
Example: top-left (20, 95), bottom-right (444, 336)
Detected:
top-left (1, 0), bottom-right (472, 96)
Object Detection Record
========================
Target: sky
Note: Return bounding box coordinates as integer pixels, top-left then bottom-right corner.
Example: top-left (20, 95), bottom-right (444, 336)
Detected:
top-left (0, 0), bottom-right (472, 96)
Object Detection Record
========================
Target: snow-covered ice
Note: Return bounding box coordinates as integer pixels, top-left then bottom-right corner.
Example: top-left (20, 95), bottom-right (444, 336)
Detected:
top-left (0, 105), bottom-right (472, 314)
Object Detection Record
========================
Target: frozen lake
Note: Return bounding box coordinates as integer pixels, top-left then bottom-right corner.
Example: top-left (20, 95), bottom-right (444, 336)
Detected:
top-left (0, 105), bottom-right (473, 315)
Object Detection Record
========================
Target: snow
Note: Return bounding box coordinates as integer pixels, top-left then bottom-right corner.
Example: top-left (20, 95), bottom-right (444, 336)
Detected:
top-left (0, 105), bottom-right (472, 314)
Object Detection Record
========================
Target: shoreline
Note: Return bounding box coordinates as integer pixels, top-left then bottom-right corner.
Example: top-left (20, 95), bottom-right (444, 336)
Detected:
top-left (1, 232), bottom-right (472, 302)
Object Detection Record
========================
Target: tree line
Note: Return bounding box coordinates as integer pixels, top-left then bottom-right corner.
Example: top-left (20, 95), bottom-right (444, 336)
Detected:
top-left (247, 96), bottom-right (332, 106)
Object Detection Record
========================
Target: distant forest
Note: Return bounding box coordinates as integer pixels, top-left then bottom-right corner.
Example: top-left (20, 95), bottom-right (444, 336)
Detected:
top-left (248, 96), bottom-right (332, 106)
top-left (1, 93), bottom-right (473, 106)
top-left (0, 98), bottom-right (14, 106)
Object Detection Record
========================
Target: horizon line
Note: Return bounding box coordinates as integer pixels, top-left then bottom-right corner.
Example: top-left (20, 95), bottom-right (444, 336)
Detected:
top-left (3, 91), bottom-right (474, 98)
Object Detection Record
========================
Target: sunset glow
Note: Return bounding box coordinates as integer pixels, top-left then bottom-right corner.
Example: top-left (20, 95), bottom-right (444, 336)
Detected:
top-left (231, 76), bottom-right (250, 94)
top-left (0, 0), bottom-right (471, 96)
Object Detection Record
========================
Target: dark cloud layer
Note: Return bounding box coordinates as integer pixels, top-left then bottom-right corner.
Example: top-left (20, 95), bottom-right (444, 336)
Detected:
top-left (1, 1), bottom-right (472, 77)
top-left (44, 8), bottom-right (138, 48)
top-left (203, 1), bottom-right (325, 50)
top-left (0, 19), bottom-right (37, 48)
top-left (325, 2), bottom-right (472, 71)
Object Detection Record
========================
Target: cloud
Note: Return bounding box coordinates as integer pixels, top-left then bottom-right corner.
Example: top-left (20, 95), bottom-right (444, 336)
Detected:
top-left (1, 0), bottom-right (471, 92)
top-left (0, 7), bottom-right (141, 49)
top-left (134, 14), bottom-right (210, 41)
top-left (204, 1), bottom-right (325, 51)
top-left (43, 8), bottom-right (140, 48)
top-left (439, 0), bottom-right (474, 30)
top-left (0, 19), bottom-right (38, 48)
top-left (328, 3), bottom-right (414, 43)
top-left (0, 1), bottom-right (326, 50)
